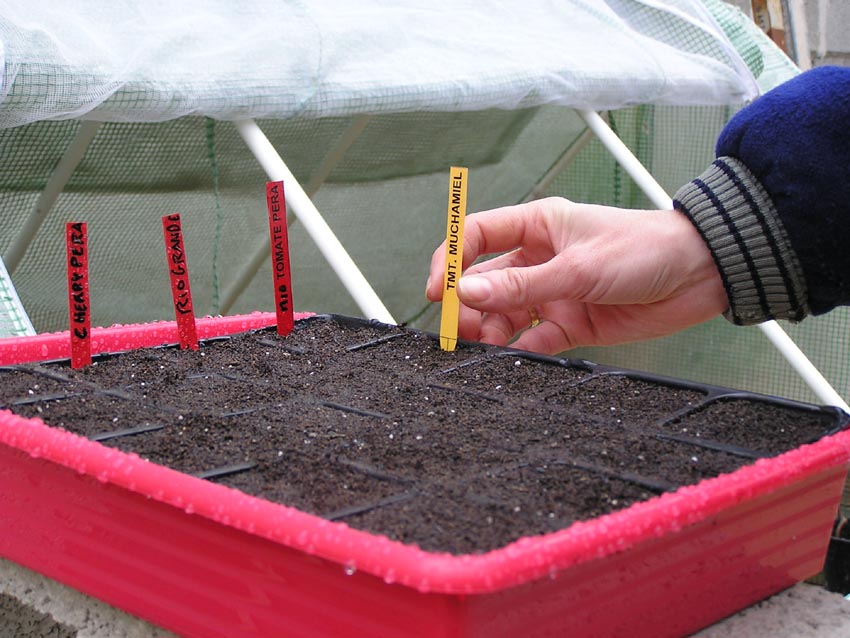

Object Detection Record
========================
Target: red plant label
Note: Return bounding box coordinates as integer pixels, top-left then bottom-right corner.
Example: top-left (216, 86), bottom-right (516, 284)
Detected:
top-left (65, 221), bottom-right (91, 368)
top-left (266, 181), bottom-right (294, 336)
top-left (162, 213), bottom-right (199, 350)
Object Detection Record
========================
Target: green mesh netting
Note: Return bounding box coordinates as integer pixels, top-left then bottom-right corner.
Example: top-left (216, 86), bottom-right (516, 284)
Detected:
top-left (0, 108), bottom-right (584, 330)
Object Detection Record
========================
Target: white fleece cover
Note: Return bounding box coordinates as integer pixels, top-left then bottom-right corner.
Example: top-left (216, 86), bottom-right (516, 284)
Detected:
top-left (0, 0), bottom-right (758, 128)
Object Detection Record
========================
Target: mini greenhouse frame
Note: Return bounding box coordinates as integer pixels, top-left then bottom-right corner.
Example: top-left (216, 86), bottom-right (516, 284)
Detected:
top-left (0, 0), bottom-right (845, 406)
top-left (2, 1), bottom-right (850, 634)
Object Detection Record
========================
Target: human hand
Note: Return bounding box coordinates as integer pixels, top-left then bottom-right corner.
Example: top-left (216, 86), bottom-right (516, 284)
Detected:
top-left (425, 197), bottom-right (727, 354)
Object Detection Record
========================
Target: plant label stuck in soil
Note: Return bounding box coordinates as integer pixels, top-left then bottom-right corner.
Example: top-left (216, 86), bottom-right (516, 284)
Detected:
top-left (266, 180), bottom-right (294, 336)
top-left (440, 166), bottom-right (468, 352)
top-left (65, 221), bottom-right (91, 368)
top-left (162, 213), bottom-right (199, 351)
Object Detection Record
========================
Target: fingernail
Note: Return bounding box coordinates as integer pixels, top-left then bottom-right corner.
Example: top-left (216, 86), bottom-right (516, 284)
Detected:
top-left (425, 276), bottom-right (432, 292)
top-left (458, 275), bottom-right (492, 302)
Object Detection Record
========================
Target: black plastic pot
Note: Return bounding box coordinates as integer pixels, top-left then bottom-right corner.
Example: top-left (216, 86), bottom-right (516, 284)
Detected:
top-left (824, 535), bottom-right (850, 595)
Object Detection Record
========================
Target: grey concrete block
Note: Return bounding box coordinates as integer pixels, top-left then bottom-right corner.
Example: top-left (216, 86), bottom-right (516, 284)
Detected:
top-left (701, 582), bottom-right (850, 637)
top-left (0, 592), bottom-right (75, 638)
top-left (823, 2), bottom-right (850, 53)
top-left (804, 0), bottom-right (850, 58)
top-left (816, 53), bottom-right (850, 67)
top-left (0, 558), bottom-right (172, 638)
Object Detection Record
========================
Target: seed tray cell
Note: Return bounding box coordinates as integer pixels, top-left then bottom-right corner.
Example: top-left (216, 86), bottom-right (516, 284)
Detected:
top-left (0, 313), bottom-right (848, 638)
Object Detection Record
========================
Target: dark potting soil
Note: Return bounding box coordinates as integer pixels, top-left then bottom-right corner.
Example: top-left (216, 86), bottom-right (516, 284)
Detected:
top-left (0, 315), bottom-right (846, 555)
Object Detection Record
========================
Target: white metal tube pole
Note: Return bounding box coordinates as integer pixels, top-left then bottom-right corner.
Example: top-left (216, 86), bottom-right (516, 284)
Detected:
top-left (576, 109), bottom-right (672, 209)
top-left (758, 321), bottom-right (849, 411)
top-left (219, 115), bottom-right (371, 315)
top-left (234, 118), bottom-right (395, 324)
top-left (575, 108), bottom-right (848, 411)
top-left (6, 121), bottom-right (102, 274)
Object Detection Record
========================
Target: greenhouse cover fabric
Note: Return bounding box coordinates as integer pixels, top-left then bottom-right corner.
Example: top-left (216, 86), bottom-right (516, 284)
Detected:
top-left (0, 0), bottom-right (757, 128)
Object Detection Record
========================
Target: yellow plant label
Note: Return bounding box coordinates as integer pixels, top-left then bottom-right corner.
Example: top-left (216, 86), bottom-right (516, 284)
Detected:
top-left (440, 166), bottom-right (468, 351)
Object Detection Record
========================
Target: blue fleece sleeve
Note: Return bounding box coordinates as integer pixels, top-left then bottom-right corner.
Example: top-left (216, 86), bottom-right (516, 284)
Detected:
top-left (716, 66), bottom-right (850, 315)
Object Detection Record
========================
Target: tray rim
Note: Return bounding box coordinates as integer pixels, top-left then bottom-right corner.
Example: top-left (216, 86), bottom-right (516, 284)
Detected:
top-left (1, 312), bottom-right (849, 595)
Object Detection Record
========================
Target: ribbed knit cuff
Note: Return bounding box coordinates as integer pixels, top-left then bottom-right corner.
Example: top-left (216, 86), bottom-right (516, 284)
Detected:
top-left (673, 156), bottom-right (809, 325)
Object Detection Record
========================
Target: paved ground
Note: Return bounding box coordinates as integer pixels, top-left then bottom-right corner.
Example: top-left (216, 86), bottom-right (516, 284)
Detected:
top-left (1, 555), bottom-right (848, 638)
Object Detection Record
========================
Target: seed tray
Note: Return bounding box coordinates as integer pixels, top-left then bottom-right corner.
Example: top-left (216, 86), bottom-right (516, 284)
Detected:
top-left (0, 313), bottom-right (848, 637)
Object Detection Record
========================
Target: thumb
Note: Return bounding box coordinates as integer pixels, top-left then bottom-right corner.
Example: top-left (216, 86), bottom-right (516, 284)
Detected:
top-left (457, 263), bottom-right (565, 313)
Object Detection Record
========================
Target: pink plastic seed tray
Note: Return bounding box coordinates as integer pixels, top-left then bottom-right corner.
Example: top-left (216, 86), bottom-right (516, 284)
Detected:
top-left (0, 313), bottom-right (849, 638)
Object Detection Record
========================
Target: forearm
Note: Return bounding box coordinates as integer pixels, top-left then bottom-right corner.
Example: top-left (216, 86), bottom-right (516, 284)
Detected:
top-left (673, 156), bottom-right (808, 325)
top-left (674, 65), bottom-right (850, 325)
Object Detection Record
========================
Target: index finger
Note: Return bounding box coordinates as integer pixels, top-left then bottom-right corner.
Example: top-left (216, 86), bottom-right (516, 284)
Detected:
top-left (426, 200), bottom-right (555, 301)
